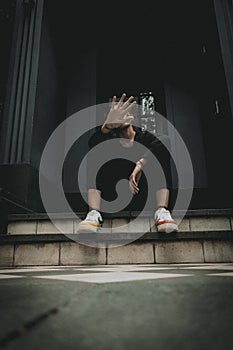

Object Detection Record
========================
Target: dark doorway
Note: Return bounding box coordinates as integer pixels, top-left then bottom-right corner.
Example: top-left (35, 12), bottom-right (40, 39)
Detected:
top-left (40, 0), bottom-right (233, 210)
top-left (161, 0), bottom-right (233, 208)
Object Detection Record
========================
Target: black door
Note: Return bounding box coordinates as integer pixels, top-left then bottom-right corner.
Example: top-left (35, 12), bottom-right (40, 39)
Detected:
top-left (164, 0), bottom-right (233, 209)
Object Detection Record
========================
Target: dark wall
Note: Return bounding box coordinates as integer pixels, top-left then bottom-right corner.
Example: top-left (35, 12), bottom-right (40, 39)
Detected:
top-left (0, 0), bottom-right (16, 135)
top-left (63, 52), bottom-right (96, 193)
top-left (31, 5), bottom-right (66, 169)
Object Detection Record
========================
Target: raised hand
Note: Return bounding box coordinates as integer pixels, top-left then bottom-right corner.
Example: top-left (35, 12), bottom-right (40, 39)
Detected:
top-left (104, 93), bottom-right (136, 129)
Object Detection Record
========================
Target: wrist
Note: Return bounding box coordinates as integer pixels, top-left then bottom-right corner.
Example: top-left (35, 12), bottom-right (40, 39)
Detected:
top-left (138, 158), bottom-right (147, 167)
top-left (104, 123), bottom-right (114, 130)
top-left (102, 121), bottom-right (115, 132)
top-left (101, 123), bottom-right (113, 134)
top-left (136, 160), bottom-right (144, 168)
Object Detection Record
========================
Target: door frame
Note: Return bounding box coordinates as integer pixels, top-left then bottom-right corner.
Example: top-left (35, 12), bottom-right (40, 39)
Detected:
top-left (214, 0), bottom-right (233, 117)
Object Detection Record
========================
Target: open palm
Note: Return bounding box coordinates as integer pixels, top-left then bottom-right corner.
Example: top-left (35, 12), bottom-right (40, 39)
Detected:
top-left (105, 93), bottom-right (136, 129)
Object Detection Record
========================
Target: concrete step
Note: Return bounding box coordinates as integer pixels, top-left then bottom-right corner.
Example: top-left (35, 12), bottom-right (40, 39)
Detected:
top-left (1, 230), bottom-right (233, 266)
top-left (1, 212), bottom-right (232, 266)
top-left (5, 213), bottom-right (233, 235)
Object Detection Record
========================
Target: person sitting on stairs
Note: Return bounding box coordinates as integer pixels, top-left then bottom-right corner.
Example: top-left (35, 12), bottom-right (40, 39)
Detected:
top-left (77, 93), bottom-right (178, 233)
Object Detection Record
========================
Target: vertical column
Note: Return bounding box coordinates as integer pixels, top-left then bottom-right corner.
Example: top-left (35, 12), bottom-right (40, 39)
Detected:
top-left (214, 0), bottom-right (233, 117)
top-left (0, 0), bottom-right (44, 164)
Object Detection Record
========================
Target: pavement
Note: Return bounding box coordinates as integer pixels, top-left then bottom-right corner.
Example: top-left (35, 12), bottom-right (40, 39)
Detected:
top-left (0, 263), bottom-right (233, 350)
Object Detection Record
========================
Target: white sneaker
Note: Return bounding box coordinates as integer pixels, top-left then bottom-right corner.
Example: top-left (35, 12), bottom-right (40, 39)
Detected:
top-left (77, 210), bottom-right (103, 233)
top-left (154, 208), bottom-right (178, 233)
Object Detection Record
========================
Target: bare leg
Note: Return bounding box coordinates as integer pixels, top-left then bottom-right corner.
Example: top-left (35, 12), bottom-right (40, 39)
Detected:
top-left (156, 188), bottom-right (169, 208)
top-left (88, 189), bottom-right (102, 211)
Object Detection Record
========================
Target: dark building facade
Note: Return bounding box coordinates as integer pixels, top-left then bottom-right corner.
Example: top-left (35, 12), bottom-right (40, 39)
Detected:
top-left (0, 0), bottom-right (233, 231)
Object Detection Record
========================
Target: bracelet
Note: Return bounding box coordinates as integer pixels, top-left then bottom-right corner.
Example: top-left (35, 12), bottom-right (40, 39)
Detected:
top-left (103, 123), bottom-right (114, 131)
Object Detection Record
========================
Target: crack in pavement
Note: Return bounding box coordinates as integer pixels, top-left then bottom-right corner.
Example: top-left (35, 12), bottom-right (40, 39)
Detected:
top-left (0, 304), bottom-right (65, 347)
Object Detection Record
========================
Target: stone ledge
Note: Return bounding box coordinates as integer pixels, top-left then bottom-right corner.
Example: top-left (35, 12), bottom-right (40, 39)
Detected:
top-left (155, 240), bottom-right (204, 263)
top-left (203, 240), bottom-right (233, 262)
top-left (1, 238), bottom-right (233, 266)
top-left (1, 231), bottom-right (233, 245)
top-left (7, 221), bottom-right (37, 235)
top-left (7, 208), bottom-right (233, 222)
top-left (190, 217), bottom-right (231, 231)
top-left (107, 243), bottom-right (154, 264)
top-left (0, 245), bottom-right (14, 266)
top-left (6, 216), bottom-right (233, 236)
top-left (14, 243), bottom-right (59, 266)
top-left (37, 220), bottom-right (73, 234)
top-left (60, 242), bottom-right (106, 265)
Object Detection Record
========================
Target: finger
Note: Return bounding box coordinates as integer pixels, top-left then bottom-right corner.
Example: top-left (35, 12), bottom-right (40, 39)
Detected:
top-left (129, 183), bottom-right (135, 194)
top-left (111, 95), bottom-right (116, 109)
top-left (132, 175), bottom-right (138, 188)
top-left (130, 177), bottom-right (139, 192)
top-left (132, 184), bottom-right (139, 194)
top-left (135, 174), bottom-right (141, 185)
top-left (133, 179), bottom-right (140, 192)
top-left (129, 180), bottom-right (134, 193)
top-left (122, 115), bottom-right (134, 123)
top-left (129, 182), bottom-right (139, 194)
top-left (130, 174), bottom-right (136, 186)
top-left (129, 177), bottom-right (136, 190)
top-left (125, 100), bottom-right (137, 113)
top-left (122, 95), bottom-right (134, 109)
top-left (117, 93), bottom-right (126, 108)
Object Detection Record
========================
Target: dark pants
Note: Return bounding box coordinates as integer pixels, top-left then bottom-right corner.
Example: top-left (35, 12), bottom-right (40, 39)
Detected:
top-left (87, 143), bottom-right (173, 211)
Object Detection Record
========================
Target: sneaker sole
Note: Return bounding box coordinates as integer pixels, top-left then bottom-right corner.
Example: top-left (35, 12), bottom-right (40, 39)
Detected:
top-left (157, 222), bottom-right (178, 233)
top-left (76, 224), bottom-right (99, 233)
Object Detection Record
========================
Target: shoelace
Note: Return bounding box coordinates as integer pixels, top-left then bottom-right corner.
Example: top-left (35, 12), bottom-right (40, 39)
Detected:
top-left (85, 211), bottom-right (100, 222)
top-left (157, 209), bottom-right (172, 221)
